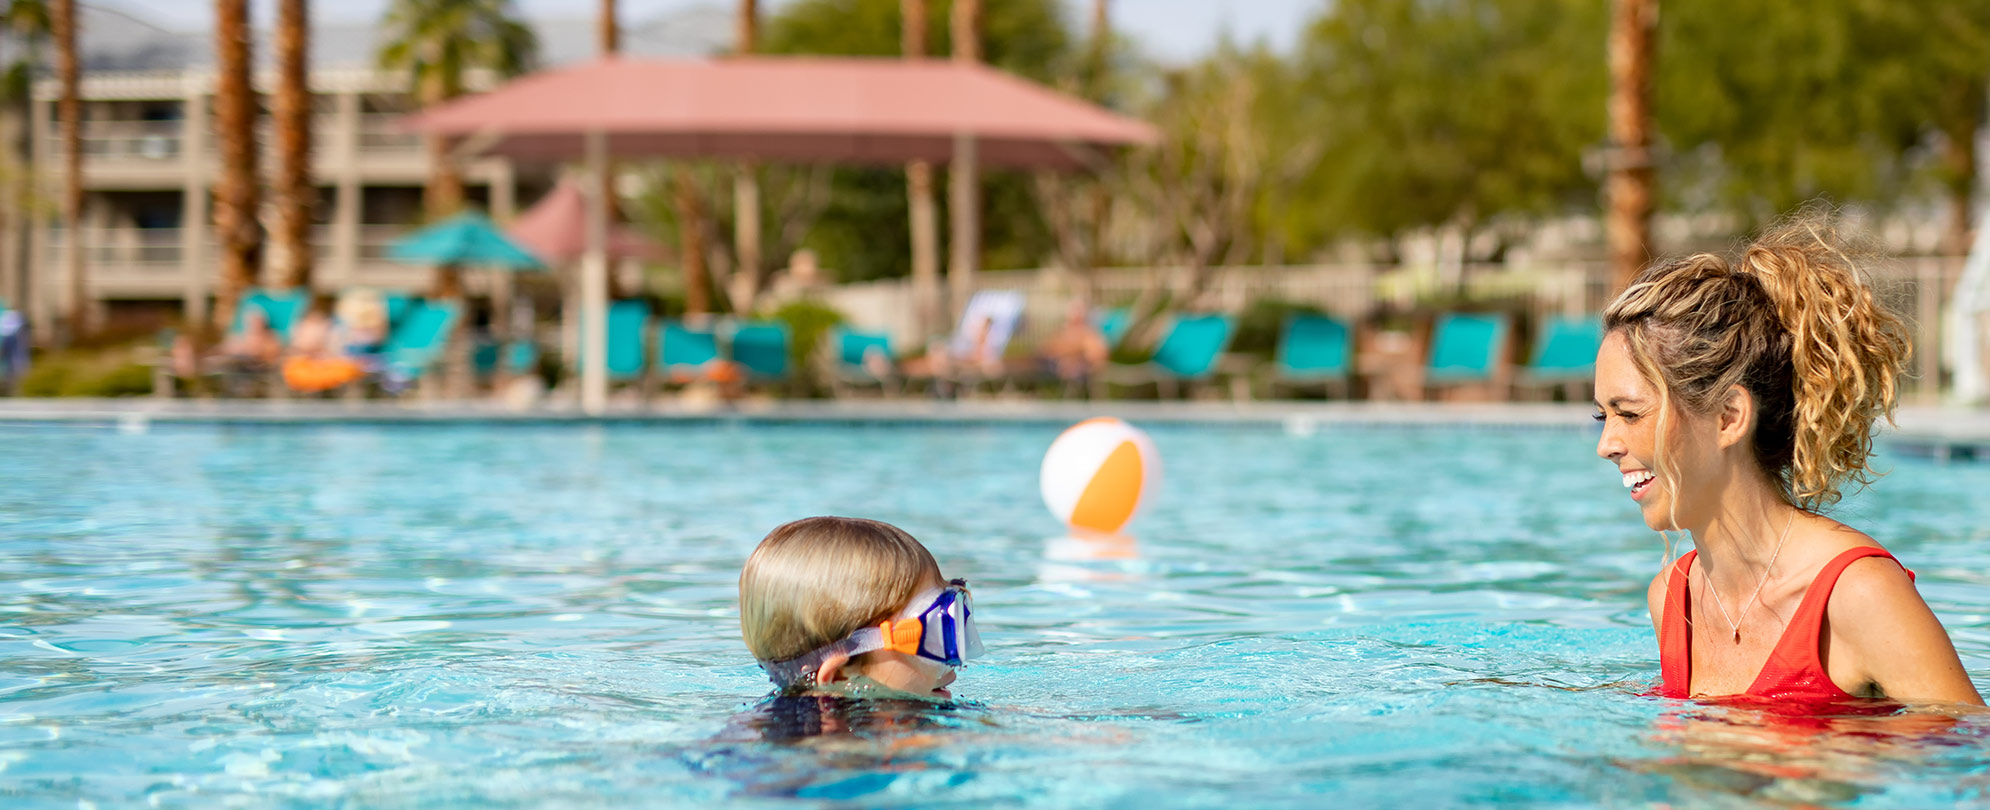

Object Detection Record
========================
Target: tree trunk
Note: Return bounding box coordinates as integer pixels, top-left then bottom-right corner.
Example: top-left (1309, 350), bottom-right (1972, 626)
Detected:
top-left (735, 0), bottom-right (758, 54)
top-left (1605, 0), bottom-right (1657, 294)
top-left (53, 0), bottom-right (85, 341)
top-left (674, 172), bottom-right (712, 314)
top-left (1940, 81), bottom-right (1982, 257)
top-left (273, 0), bottom-right (314, 291)
top-left (902, 0), bottom-right (941, 340)
top-left (211, 0), bottom-right (262, 334)
top-left (598, 0), bottom-right (618, 55)
top-left (421, 73), bottom-right (463, 219)
top-left (726, 0), bottom-right (763, 314)
top-left (947, 0), bottom-right (981, 324)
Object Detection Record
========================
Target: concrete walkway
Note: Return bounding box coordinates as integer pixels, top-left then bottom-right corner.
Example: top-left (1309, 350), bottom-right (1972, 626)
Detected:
top-left (0, 397), bottom-right (1985, 453)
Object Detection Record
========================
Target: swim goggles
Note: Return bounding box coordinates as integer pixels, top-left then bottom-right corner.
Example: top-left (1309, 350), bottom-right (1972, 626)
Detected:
top-left (759, 579), bottom-right (984, 690)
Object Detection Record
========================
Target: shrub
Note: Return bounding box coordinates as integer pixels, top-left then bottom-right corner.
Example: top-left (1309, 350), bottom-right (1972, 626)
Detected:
top-left (766, 298), bottom-right (847, 396)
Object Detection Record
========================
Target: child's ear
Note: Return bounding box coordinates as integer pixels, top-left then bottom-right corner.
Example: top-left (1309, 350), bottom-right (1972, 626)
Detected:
top-left (815, 651), bottom-right (852, 685)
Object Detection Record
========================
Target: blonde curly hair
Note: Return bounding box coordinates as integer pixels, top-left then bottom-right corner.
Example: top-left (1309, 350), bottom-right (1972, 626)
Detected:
top-left (1602, 209), bottom-right (1911, 511)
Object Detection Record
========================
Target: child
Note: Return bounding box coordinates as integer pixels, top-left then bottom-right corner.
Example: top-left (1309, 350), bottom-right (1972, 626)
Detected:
top-left (740, 516), bottom-right (981, 699)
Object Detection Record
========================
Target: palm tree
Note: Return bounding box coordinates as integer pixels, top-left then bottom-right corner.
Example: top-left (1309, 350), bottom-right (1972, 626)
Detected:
top-left (1606, 0), bottom-right (1657, 294)
top-left (52, 0), bottom-right (83, 339)
top-left (947, 0), bottom-right (980, 324)
top-left (272, 0), bottom-right (313, 291)
top-left (212, 0), bottom-right (260, 333)
top-left (0, 0), bottom-right (50, 314)
top-left (731, 0), bottom-right (763, 313)
top-left (377, 0), bottom-right (537, 220)
top-left (902, 0), bottom-right (939, 339)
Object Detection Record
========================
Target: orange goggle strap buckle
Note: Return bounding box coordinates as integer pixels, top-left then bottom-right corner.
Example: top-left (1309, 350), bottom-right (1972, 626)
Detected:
top-left (757, 619), bottom-right (921, 690)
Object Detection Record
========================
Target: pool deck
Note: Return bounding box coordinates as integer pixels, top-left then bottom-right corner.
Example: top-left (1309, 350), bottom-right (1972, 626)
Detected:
top-left (1, 398), bottom-right (1987, 456)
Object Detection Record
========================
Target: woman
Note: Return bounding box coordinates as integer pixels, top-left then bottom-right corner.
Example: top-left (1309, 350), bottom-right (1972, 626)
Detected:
top-left (1595, 215), bottom-right (1981, 705)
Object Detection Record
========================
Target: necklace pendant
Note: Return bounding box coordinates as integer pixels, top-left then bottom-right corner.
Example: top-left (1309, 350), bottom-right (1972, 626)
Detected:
top-left (1732, 630), bottom-right (1741, 644)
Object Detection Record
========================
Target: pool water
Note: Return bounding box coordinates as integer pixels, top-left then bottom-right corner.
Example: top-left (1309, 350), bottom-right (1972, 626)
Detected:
top-left (1, 421), bottom-right (1986, 808)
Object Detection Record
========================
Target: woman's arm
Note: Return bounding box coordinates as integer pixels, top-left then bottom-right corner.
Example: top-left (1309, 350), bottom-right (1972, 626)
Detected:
top-left (1829, 557), bottom-right (1984, 706)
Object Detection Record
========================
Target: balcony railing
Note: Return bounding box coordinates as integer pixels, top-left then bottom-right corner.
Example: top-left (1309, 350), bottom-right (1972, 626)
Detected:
top-left (51, 115), bottom-right (427, 160)
top-left (49, 225), bottom-right (415, 272)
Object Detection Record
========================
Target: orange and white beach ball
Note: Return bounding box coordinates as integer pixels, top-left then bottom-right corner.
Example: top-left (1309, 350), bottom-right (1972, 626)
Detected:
top-left (1039, 418), bottom-right (1161, 533)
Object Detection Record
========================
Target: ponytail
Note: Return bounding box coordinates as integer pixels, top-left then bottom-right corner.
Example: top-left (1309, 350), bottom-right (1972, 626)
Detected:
top-left (1602, 209), bottom-right (1911, 510)
top-left (1738, 217), bottom-right (1910, 508)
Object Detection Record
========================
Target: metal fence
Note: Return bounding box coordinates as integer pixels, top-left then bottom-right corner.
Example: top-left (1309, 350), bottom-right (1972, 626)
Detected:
top-left (817, 257), bottom-right (1966, 398)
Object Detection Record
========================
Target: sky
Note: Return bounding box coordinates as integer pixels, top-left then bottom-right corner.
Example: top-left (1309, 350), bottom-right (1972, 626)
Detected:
top-left (110, 0), bottom-right (1319, 64)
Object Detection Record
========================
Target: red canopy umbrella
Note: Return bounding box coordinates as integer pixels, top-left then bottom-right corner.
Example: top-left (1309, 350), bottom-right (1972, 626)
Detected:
top-left (406, 57), bottom-right (1156, 414)
top-left (407, 57), bottom-right (1156, 169)
top-left (509, 177), bottom-right (661, 265)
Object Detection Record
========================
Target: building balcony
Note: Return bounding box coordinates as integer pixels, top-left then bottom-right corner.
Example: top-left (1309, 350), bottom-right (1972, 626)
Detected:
top-left (47, 225), bottom-right (437, 299)
top-left (52, 116), bottom-right (430, 188)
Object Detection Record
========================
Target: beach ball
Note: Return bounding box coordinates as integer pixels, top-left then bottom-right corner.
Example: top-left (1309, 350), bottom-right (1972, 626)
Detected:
top-left (1040, 418), bottom-right (1161, 533)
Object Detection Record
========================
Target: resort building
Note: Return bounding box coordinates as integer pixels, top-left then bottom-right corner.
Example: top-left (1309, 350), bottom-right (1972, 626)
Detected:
top-left (4, 5), bottom-right (728, 331)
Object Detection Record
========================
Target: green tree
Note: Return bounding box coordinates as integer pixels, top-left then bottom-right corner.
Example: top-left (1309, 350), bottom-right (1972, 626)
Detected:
top-left (1660, 0), bottom-right (1990, 247)
top-left (377, 0), bottom-right (537, 219)
top-left (1287, 0), bottom-right (1608, 254)
top-left (757, 0), bottom-right (1075, 281)
top-left (0, 0), bottom-right (49, 312)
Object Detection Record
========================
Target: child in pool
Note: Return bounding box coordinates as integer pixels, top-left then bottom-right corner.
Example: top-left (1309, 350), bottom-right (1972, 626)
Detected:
top-left (740, 516), bottom-right (982, 699)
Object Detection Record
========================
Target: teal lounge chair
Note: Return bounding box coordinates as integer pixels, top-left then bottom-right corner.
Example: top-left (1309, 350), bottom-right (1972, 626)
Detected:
top-left (1096, 308), bottom-right (1132, 348)
top-left (1520, 314), bottom-right (1602, 399)
top-left (473, 338), bottom-right (539, 379)
top-left (602, 300), bottom-right (650, 383)
top-left (729, 322), bottom-right (791, 384)
top-left (381, 300), bottom-right (462, 384)
top-left (1106, 313), bottom-right (1237, 399)
top-left (232, 288), bottom-right (310, 341)
top-left (1270, 313), bottom-right (1352, 398)
top-left (383, 291), bottom-right (416, 331)
top-left (830, 327), bottom-right (899, 396)
top-left (1425, 312), bottom-right (1512, 397)
top-left (657, 320), bottom-right (722, 383)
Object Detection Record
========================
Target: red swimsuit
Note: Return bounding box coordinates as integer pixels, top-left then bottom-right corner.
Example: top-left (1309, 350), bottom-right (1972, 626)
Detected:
top-left (1657, 546), bottom-right (1911, 701)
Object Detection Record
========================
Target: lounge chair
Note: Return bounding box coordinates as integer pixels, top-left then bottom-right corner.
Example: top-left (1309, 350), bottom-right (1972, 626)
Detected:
top-left (1268, 313), bottom-right (1352, 399)
top-left (381, 299), bottom-right (462, 390)
top-left (1424, 312), bottom-right (1512, 399)
top-left (1105, 313), bottom-right (1237, 399)
top-left (910, 290), bottom-right (1024, 396)
top-left (729, 321), bottom-right (792, 387)
top-left (655, 320), bottom-right (724, 391)
top-left (1096, 307), bottom-right (1132, 348)
top-left (1518, 314), bottom-right (1602, 400)
top-left (473, 338), bottom-right (539, 380)
top-left (232, 288), bottom-right (310, 341)
top-left (602, 300), bottom-right (651, 385)
top-left (830, 327), bottom-right (899, 396)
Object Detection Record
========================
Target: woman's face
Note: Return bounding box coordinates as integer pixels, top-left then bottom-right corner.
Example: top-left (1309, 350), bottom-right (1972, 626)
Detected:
top-left (1594, 332), bottom-right (1722, 532)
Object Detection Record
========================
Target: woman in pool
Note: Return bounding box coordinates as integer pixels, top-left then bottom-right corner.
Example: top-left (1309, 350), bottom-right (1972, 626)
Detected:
top-left (739, 516), bottom-right (981, 700)
top-left (1596, 214), bottom-right (1981, 705)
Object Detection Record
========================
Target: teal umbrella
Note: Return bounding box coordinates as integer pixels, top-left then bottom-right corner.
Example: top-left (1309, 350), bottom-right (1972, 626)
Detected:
top-left (388, 211), bottom-right (545, 271)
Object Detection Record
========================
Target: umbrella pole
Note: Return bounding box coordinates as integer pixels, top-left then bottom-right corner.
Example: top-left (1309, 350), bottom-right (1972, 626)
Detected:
top-left (580, 131), bottom-right (610, 415)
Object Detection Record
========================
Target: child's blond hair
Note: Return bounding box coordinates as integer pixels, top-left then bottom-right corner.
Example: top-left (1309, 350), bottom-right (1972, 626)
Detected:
top-left (739, 516), bottom-right (942, 663)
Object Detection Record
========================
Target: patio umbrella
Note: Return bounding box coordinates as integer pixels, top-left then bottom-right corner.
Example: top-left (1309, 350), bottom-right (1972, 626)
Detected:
top-left (406, 57), bottom-right (1156, 415)
top-left (510, 177), bottom-right (660, 266)
top-left (388, 211), bottom-right (547, 271)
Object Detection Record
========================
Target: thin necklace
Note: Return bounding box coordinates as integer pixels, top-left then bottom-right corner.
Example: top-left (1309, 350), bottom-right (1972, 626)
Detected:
top-left (1703, 509), bottom-right (1797, 644)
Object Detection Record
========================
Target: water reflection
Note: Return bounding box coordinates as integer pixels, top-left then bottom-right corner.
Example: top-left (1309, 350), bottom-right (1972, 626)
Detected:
top-left (1627, 699), bottom-right (1990, 804)
top-left (1037, 530), bottom-right (1140, 583)
top-left (696, 695), bottom-right (976, 800)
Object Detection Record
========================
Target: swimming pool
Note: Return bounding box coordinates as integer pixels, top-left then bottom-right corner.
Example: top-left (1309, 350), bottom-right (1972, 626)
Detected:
top-left (1, 420), bottom-right (1986, 807)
